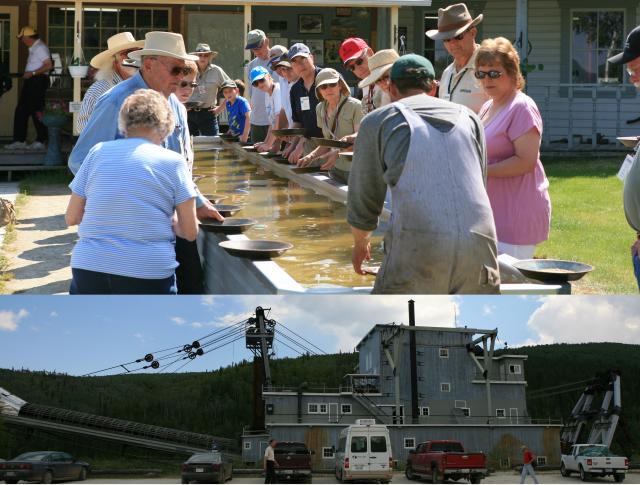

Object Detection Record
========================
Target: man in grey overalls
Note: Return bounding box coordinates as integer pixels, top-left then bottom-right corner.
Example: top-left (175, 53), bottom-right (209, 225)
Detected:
top-left (347, 54), bottom-right (500, 294)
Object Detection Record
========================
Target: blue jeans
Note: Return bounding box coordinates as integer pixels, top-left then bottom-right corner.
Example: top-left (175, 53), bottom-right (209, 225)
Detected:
top-left (520, 464), bottom-right (539, 484)
top-left (633, 251), bottom-right (640, 291)
top-left (70, 268), bottom-right (177, 295)
top-left (187, 109), bottom-right (219, 136)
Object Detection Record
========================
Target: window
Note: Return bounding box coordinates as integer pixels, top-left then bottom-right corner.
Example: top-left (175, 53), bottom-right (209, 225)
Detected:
top-left (322, 447), bottom-right (335, 459)
top-left (244, 441), bottom-right (252, 450)
top-left (537, 456), bottom-right (548, 466)
top-left (496, 409), bottom-right (506, 418)
top-left (509, 364), bottom-right (522, 374)
top-left (404, 437), bottom-right (416, 449)
top-left (571, 10), bottom-right (624, 83)
top-left (371, 436), bottom-right (387, 452)
top-left (319, 403), bottom-right (328, 414)
top-left (440, 383), bottom-right (451, 392)
top-left (461, 407), bottom-right (471, 417)
top-left (47, 6), bottom-right (170, 64)
top-left (308, 403), bottom-right (319, 414)
top-left (420, 406), bottom-right (430, 416)
top-left (439, 348), bottom-right (449, 358)
top-left (454, 400), bottom-right (467, 408)
top-left (351, 436), bottom-right (367, 453)
top-left (341, 404), bottom-right (352, 414)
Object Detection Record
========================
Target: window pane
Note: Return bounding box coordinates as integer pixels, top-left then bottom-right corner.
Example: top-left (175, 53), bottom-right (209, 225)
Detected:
top-left (48, 27), bottom-right (66, 48)
top-left (84, 10), bottom-right (100, 28)
top-left (153, 10), bottom-right (169, 29)
top-left (351, 436), bottom-right (367, 453)
top-left (371, 436), bottom-right (387, 452)
top-left (101, 10), bottom-right (117, 28)
top-left (49, 7), bottom-right (66, 27)
top-left (599, 50), bottom-right (622, 83)
top-left (598, 11), bottom-right (623, 49)
top-left (119, 9), bottom-right (135, 29)
top-left (101, 28), bottom-right (117, 47)
top-left (572, 12), bottom-right (597, 53)
top-left (136, 10), bottom-right (152, 28)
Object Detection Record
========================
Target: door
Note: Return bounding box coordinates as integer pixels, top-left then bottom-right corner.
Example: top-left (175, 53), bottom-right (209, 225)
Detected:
top-left (369, 434), bottom-right (390, 473)
top-left (0, 7), bottom-right (19, 139)
top-left (329, 403), bottom-right (339, 423)
top-left (349, 434), bottom-right (370, 473)
top-left (186, 11), bottom-right (244, 81)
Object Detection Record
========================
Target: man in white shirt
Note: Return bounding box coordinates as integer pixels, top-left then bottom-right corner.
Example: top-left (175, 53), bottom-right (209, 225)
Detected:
top-left (245, 30), bottom-right (274, 143)
top-left (264, 438), bottom-right (278, 484)
top-left (6, 26), bottom-right (53, 150)
top-left (427, 3), bottom-right (489, 114)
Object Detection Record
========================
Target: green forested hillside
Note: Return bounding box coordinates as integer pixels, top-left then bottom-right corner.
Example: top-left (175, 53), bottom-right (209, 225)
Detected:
top-left (0, 343), bottom-right (638, 462)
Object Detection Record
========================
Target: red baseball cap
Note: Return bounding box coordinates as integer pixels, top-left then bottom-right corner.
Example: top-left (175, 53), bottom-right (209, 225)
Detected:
top-left (339, 37), bottom-right (369, 64)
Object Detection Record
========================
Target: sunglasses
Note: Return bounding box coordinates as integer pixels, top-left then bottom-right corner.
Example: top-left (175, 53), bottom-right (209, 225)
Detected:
top-left (319, 82), bottom-right (339, 90)
top-left (252, 78), bottom-right (266, 87)
top-left (346, 56), bottom-right (366, 72)
top-left (150, 58), bottom-right (192, 76)
top-left (179, 81), bottom-right (198, 88)
top-left (443, 32), bottom-right (467, 43)
top-left (474, 70), bottom-right (503, 79)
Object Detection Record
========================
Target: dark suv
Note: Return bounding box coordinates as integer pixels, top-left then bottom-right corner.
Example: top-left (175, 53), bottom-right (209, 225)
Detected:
top-left (274, 441), bottom-right (313, 483)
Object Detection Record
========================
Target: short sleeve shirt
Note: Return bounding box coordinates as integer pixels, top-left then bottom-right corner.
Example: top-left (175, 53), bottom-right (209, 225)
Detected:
top-left (265, 82), bottom-right (282, 127)
top-left (438, 48), bottom-right (489, 114)
top-left (189, 64), bottom-right (230, 108)
top-left (316, 95), bottom-right (363, 171)
top-left (264, 446), bottom-right (275, 462)
top-left (226, 95), bottom-right (251, 136)
top-left (26, 39), bottom-right (51, 72)
top-left (625, 149), bottom-right (640, 232)
top-left (480, 91), bottom-right (551, 245)
top-left (290, 66), bottom-right (323, 138)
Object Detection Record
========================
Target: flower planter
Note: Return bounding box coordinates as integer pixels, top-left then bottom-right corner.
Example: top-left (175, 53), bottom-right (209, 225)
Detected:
top-left (68, 65), bottom-right (89, 78)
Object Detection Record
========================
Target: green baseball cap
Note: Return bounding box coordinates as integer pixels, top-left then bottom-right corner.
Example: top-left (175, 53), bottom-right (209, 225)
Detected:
top-left (390, 54), bottom-right (435, 80)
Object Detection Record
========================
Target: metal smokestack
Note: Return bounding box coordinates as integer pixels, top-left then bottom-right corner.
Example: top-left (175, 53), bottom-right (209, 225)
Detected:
top-left (408, 300), bottom-right (419, 424)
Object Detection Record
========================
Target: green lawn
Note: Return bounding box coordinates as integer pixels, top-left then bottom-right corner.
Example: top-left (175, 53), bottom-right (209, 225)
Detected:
top-left (536, 157), bottom-right (637, 294)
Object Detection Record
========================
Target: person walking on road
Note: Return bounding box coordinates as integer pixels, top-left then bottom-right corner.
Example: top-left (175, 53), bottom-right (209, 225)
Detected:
top-left (264, 438), bottom-right (278, 484)
top-left (520, 445), bottom-right (539, 484)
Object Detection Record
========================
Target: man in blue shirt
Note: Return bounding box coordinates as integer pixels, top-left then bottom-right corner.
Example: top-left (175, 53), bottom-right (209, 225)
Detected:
top-left (68, 31), bottom-right (222, 293)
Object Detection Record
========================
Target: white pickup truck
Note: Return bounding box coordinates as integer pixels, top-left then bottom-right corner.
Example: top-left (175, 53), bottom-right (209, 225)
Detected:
top-left (561, 444), bottom-right (629, 482)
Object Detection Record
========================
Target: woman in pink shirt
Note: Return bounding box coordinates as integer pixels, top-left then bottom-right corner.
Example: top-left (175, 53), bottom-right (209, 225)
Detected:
top-left (475, 37), bottom-right (551, 259)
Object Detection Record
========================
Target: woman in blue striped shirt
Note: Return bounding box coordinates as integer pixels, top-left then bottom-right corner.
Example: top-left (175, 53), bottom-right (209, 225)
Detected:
top-left (65, 89), bottom-right (198, 294)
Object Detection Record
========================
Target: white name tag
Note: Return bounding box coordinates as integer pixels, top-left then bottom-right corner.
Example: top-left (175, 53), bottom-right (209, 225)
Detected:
top-left (618, 154), bottom-right (636, 181)
top-left (301, 96), bottom-right (310, 111)
top-left (198, 85), bottom-right (206, 95)
top-left (68, 102), bottom-right (82, 113)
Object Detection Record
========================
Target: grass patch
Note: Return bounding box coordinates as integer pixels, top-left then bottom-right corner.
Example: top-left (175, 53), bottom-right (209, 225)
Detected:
top-left (537, 157), bottom-right (636, 294)
top-left (0, 192), bottom-right (28, 293)
top-left (19, 170), bottom-right (73, 194)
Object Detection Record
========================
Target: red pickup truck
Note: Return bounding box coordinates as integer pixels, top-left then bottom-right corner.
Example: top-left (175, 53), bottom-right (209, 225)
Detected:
top-left (405, 440), bottom-right (487, 484)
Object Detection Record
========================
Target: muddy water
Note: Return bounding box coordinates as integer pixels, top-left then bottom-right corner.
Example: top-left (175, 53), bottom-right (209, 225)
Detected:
top-left (194, 148), bottom-right (385, 288)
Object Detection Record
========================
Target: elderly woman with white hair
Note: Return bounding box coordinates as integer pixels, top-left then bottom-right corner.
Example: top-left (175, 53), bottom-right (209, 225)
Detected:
top-left (66, 89), bottom-right (198, 294)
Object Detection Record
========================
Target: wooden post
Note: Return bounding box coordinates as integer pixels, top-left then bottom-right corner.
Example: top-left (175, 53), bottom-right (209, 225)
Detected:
top-left (515, 0), bottom-right (528, 62)
top-left (390, 5), bottom-right (399, 52)
top-left (243, 4), bottom-right (251, 85)
top-left (72, 0), bottom-right (82, 136)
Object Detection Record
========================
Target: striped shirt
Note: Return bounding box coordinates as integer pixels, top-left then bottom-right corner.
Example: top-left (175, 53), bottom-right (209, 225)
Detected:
top-left (69, 138), bottom-right (197, 279)
top-left (76, 71), bottom-right (122, 133)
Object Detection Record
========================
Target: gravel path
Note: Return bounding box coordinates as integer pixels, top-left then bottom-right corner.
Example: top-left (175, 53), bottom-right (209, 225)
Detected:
top-left (2, 184), bottom-right (75, 294)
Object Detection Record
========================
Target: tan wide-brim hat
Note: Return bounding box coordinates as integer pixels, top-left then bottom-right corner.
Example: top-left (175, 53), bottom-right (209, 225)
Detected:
top-left (90, 32), bottom-right (144, 69)
top-left (129, 32), bottom-right (199, 62)
top-left (358, 49), bottom-right (400, 88)
top-left (426, 3), bottom-right (483, 40)
top-left (315, 68), bottom-right (350, 101)
top-left (189, 43), bottom-right (219, 59)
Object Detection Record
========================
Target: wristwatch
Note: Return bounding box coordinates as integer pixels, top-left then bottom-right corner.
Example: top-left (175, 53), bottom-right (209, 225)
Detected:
top-left (31, 71), bottom-right (36, 76)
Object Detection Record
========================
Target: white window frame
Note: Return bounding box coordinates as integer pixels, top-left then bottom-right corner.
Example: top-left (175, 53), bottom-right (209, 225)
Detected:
top-left (319, 403), bottom-right (328, 414)
top-left (461, 407), bottom-right (471, 417)
top-left (440, 382), bottom-right (451, 392)
top-left (496, 408), bottom-right (506, 418)
top-left (509, 364), bottom-right (522, 374)
top-left (404, 437), bottom-right (416, 449)
top-left (420, 406), bottom-right (430, 416)
top-left (322, 447), bottom-right (335, 459)
top-left (454, 400), bottom-right (467, 408)
top-left (439, 347), bottom-right (449, 358)
top-left (536, 456), bottom-right (547, 466)
top-left (341, 403), bottom-right (352, 414)
top-left (244, 441), bottom-right (251, 450)
top-left (308, 403), bottom-right (319, 414)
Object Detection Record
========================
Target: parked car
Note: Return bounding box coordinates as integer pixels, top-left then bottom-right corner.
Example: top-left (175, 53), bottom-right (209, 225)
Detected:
top-left (181, 451), bottom-right (233, 484)
top-left (561, 444), bottom-right (628, 482)
top-left (405, 440), bottom-right (487, 483)
top-left (335, 420), bottom-right (393, 483)
top-left (0, 451), bottom-right (89, 484)
top-left (273, 441), bottom-right (313, 483)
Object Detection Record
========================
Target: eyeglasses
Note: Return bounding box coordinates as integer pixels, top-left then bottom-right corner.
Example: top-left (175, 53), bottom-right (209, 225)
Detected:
top-left (252, 78), bottom-right (266, 87)
top-left (149, 57), bottom-right (192, 76)
top-left (443, 32), bottom-right (467, 43)
top-left (319, 82), bottom-right (338, 90)
top-left (474, 69), bottom-right (503, 79)
top-left (196, 53), bottom-right (210, 57)
top-left (179, 81), bottom-right (198, 88)
top-left (346, 56), bottom-right (366, 72)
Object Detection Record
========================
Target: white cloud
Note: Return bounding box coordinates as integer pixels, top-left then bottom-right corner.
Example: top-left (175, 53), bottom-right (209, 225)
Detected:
top-left (171, 317), bottom-right (186, 325)
top-left (482, 304), bottom-right (496, 316)
top-left (523, 297), bottom-right (640, 345)
top-left (50, 311), bottom-right (58, 317)
top-left (133, 333), bottom-right (145, 343)
top-left (201, 296), bottom-right (216, 306)
top-left (0, 309), bottom-right (29, 331)
top-left (191, 322), bottom-right (203, 328)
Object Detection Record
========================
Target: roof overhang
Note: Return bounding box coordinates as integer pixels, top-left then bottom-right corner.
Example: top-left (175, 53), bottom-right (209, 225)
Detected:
top-left (41, 0), bottom-right (431, 6)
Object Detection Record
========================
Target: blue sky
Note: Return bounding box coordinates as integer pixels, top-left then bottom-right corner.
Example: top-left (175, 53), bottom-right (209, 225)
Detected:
top-left (0, 295), bottom-right (638, 376)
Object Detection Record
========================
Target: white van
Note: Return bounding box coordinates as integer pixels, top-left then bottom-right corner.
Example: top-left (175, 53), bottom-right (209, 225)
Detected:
top-left (335, 419), bottom-right (393, 483)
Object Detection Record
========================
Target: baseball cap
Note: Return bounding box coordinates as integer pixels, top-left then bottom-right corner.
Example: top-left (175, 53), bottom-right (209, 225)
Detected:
top-left (17, 26), bottom-right (37, 38)
top-left (390, 54), bottom-right (435, 80)
top-left (273, 56), bottom-right (292, 69)
top-left (339, 37), bottom-right (369, 64)
top-left (221, 79), bottom-right (238, 90)
top-left (608, 25), bottom-right (640, 65)
top-left (288, 43), bottom-right (311, 60)
top-left (245, 29), bottom-right (266, 50)
top-left (249, 66), bottom-right (270, 84)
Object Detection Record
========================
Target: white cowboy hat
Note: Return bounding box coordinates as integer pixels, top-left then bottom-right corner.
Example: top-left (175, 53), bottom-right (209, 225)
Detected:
top-left (426, 3), bottom-right (483, 40)
top-left (90, 32), bottom-right (144, 69)
top-left (128, 32), bottom-right (199, 62)
top-left (358, 49), bottom-right (399, 88)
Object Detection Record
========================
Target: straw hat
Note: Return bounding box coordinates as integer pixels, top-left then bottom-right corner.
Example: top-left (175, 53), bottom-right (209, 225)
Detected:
top-left (17, 26), bottom-right (37, 38)
top-left (128, 32), bottom-right (198, 62)
top-left (315, 68), bottom-right (350, 101)
top-left (358, 49), bottom-right (399, 88)
top-left (425, 3), bottom-right (483, 40)
top-left (90, 32), bottom-right (144, 69)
